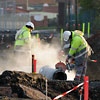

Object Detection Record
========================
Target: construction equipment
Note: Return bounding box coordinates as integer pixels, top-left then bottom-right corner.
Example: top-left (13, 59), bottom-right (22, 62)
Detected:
top-left (55, 61), bottom-right (66, 72)
top-left (39, 60), bottom-right (75, 80)
top-left (55, 60), bottom-right (75, 72)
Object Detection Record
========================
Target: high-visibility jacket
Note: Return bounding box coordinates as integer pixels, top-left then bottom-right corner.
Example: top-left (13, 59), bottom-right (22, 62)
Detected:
top-left (69, 30), bottom-right (87, 57)
top-left (14, 26), bottom-right (31, 48)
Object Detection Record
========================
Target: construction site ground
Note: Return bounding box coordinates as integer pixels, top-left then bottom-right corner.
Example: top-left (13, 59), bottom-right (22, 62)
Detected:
top-left (0, 30), bottom-right (100, 100)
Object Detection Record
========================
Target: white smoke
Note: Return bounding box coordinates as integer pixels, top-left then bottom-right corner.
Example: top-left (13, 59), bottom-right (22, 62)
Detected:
top-left (0, 36), bottom-right (75, 80)
top-left (31, 37), bottom-right (61, 72)
top-left (0, 37), bottom-right (61, 74)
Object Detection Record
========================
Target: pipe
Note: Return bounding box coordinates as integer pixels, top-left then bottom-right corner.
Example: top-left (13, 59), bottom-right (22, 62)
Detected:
top-left (39, 66), bottom-right (67, 80)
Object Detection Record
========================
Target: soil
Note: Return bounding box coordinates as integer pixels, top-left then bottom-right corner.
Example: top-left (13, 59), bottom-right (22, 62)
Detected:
top-left (87, 32), bottom-right (100, 80)
top-left (0, 71), bottom-right (51, 100)
top-left (0, 70), bottom-right (100, 100)
top-left (0, 31), bottom-right (100, 100)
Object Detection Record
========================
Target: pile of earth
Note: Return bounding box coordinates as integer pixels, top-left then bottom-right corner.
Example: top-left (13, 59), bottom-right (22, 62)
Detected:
top-left (87, 31), bottom-right (100, 80)
top-left (0, 70), bottom-right (100, 100)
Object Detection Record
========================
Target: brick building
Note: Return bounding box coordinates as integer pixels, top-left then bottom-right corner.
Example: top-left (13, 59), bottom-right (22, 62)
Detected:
top-left (16, 0), bottom-right (58, 27)
top-left (0, 0), bottom-right (78, 30)
top-left (16, 0), bottom-right (57, 10)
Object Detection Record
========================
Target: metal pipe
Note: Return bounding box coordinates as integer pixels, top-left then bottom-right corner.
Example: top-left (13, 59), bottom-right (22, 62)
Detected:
top-left (39, 66), bottom-right (67, 80)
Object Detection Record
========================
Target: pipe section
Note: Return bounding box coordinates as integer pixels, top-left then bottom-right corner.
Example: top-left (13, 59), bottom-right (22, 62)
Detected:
top-left (39, 66), bottom-right (67, 80)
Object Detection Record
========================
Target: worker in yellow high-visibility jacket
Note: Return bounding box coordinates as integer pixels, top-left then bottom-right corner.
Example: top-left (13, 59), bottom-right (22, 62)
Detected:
top-left (63, 30), bottom-right (93, 81)
top-left (14, 22), bottom-right (34, 67)
top-left (14, 22), bottom-right (34, 50)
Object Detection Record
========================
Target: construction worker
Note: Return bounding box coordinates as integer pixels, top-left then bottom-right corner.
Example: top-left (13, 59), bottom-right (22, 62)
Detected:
top-left (14, 22), bottom-right (34, 66)
top-left (63, 30), bottom-right (92, 81)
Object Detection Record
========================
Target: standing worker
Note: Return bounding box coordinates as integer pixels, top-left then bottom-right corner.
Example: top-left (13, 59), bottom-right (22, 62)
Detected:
top-left (63, 30), bottom-right (93, 81)
top-left (14, 22), bottom-right (34, 66)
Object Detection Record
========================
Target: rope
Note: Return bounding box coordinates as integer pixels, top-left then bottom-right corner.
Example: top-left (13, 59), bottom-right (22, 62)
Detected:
top-left (53, 82), bottom-right (84, 100)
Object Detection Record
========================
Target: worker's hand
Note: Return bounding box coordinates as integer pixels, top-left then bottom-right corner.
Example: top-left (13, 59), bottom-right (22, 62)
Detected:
top-left (66, 54), bottom-right (74, 64)
top-left (66, 54), bottom-right (71, 63)
top-left (66, 63), bottom-right (75, 72)
top-left (66, 58), bottom-right (72, 64)
top-left (66, 57), bottom-right (69, 63)
top-left (66, 63), bottom-right (71, 72)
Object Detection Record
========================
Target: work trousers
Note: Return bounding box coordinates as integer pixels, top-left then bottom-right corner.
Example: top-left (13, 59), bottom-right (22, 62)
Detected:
top-left (14, 46), bottom-right (31, 68)
top-left (74, 48), bottom-right (88, 81)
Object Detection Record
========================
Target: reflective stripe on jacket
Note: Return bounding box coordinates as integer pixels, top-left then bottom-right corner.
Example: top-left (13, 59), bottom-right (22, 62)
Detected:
top-left (14, 26), bottom-right (31, 47)
top-left (69, 31), bottom-right (87, 56)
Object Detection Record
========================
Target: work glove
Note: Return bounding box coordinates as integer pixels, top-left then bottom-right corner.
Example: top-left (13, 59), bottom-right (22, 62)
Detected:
top-left (66, 54), bottom-right (72, 63)
top-left (66, 54), bottom-right (75, 63)
top-left (66, 63), bottom-right (71, 72)
top-left (66, 54), bottom-right (75, 72)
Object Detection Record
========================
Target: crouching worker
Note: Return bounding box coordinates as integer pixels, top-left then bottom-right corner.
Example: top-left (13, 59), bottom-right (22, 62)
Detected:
top-left (63, 30), bottom-right (93, 81)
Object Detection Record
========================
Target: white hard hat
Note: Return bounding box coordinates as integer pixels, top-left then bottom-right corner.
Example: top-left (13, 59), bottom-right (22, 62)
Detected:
top-left (26, 22), bottom-right (34, 29)
top-left (63, 31), bottom-right (71, 41)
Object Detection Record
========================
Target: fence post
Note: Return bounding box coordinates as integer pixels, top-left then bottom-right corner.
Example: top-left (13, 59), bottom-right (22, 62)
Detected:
top-left (32, 55), bottom-right (36, 73)
top-left (32, 55), bottom-right (34, 73)
top-left (82, 23), bottom-right (85, 33)
top-left (61, 28), bottom-right (63, 47)
top-left (88, 22), bottom-right (90, 38)
top-left (84, 76), bottom-right (89, 100)
top-left (46, 79), bottom-right (47, 100)
top-left (34, 59), bottom-right (37, 73)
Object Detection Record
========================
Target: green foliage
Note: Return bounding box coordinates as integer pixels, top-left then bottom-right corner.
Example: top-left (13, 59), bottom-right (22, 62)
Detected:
top-left (93, 15), bottom-right (100, 30)
top-left (78, 0), bottom-right (94, 10)
top-left (78, 0), bottom-right (100, 10)
top-left (95, 0), bottom-right (100, 11)
top-left (78, 0), bottom-right (100, 31)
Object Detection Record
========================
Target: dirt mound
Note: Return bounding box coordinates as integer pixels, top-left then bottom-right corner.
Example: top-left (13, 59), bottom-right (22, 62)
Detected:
top-left (87, 32), bottom-right (100, 80)
top-left (0, 70), bottom-right (51, 100)
top-left (0, 70), bottom-right (100, 100)
top-left (0, 32), bottom-right (100, 99)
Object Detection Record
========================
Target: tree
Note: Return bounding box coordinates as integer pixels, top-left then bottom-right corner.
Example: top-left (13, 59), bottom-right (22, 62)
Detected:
top-left (78, 0), bottom-right (100, 11)
top-left (94, 0), bottom-right (100, 11)
top-left (78, 0), bottom-right (100, 32)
